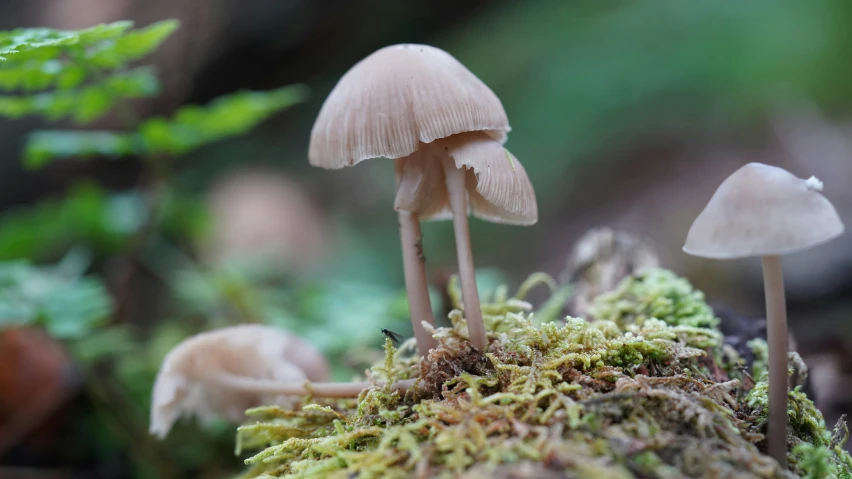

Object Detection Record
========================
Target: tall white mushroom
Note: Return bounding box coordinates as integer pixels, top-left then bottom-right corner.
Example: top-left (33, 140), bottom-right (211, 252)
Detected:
top-left (683, 162), bottom-right (844, 467)
top-left (309, 44), bottom-right (537, 353)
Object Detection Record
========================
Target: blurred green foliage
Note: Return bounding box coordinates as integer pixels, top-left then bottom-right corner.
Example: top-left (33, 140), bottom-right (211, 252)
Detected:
top-left (0, 19), bottom-right (355, 479)
top-left (0, 183), bottom-right (206, 262)
top-left (440, 0), bottom-right (852, 201)
top-left (0, 21), bottom-right (176, 123)
top-left (0, 251), bottom-right (111, 338)
top-left (168, 262), bottom-right (415, 380)
top-left (0, 66), bottom-right (159, 122)
top-left (136, 87), bottom-right (308, 158)
top-left (25, 86), bottom-right (307, 167)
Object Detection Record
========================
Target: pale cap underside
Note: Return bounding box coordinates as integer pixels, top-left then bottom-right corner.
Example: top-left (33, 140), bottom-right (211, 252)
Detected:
top-left (683, 162), bottom-right (845, 259)
top-left (149, 324), bottom-right (329, 438)
top-left (393, 132), bottom-right (537, 225)
top-left (309, 44), bottom-right (510, 169)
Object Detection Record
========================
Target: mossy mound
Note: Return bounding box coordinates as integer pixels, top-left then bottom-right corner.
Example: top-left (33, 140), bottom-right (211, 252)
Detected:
top-left (236, 269), bottom-right (852, 479)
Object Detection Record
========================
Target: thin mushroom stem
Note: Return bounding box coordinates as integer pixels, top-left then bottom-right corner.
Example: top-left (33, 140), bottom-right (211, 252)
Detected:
top-left (762, 255), bottom-right (788, 468)
top-left (442, 155), bottom-right (487, 351)
top-left (398, 210), bottom-right (438, 354)
top-left (209, 374), bottom-right (417, 398)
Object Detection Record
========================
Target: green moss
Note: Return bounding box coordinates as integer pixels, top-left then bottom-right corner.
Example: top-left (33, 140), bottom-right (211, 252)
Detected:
top-left (793, 443), bottom-right (852, 479)
top-left (744, 378), bottom-right (852, 478)
top-left (589, 269), bottom-right (721, 349)
top-left (236, 269), bottom-right (851, 479)
top-left (749, 338), bottom-right (770, 379)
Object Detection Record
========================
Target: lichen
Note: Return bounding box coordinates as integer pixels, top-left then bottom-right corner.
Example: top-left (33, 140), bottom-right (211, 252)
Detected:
top-left (235, 269), bottom-right (851, 478)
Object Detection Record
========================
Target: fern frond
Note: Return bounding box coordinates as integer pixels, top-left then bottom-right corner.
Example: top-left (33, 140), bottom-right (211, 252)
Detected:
top-left (0, 20), bottom-right (177, 93)
top-left (21, 85), bottom-right (306, 167)
top-left (25, 130), bottom-right (140, 168)
top-left (87, 20), bottom-right (179, 69)
top-left (0, 61), bottom-right (86, 91)
top-left (0, 21), bottom-right (133, 61)
top-left (138, 85), bottom-right (308, 155)
top-left (0, 66), bottom-right (159, 122)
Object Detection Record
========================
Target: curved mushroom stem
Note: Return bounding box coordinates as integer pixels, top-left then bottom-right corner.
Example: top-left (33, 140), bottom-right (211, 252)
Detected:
top-left (209, 374), bottom-right (417, 398)
top-left (442, 156), bottom-right (487, 351)
top-left (398, 210), bottom-right (438, 354)
top-left (762, 255), bottom-right (788, 468)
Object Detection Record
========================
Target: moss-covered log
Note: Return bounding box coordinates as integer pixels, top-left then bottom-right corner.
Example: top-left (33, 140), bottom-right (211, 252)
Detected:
top-left (237, 270), bottom-right (852, 479)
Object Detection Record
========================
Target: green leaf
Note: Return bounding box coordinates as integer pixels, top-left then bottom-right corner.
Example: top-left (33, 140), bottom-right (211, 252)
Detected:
top-left (0, 20), bottom-right (174, 92)
top-left (24, 130), bottom-right (140, 169)
top-left (0, 67), bottom-right (159, 123)
top-left (0, 21), bottom-right (133, 61)
top-left (0, 61), bottom-right (86, 92)
top-left (88, 20), bottom-right (180, 69)
top-left (139, 85), bottom-right (308, 155)
top-left (74, 21), bottom-right (135, 46)
top-left (100, 65), bottom-right (160, 96)
top-left (0, 29), bottom-right (76, 62)
top-left (0, 258), bottom-right (112, 339)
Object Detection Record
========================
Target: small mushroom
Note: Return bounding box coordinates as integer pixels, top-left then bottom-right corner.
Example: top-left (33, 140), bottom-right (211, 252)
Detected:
top-left (149, 325), bottom-right (413, 438)
top-left (150, 324), bottom-right (330, 438)
top-left (683, 162), bottom-right (844, 467)
top-left (309, 44), bottom-right (537, 352)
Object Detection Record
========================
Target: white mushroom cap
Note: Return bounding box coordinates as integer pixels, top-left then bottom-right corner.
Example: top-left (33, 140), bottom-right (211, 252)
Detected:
top-left (309, 44), bottom-right (510, 169)
top-left (393, 132), bottom-right (537, 225)
top-left (149, 324), bottom-right (329, 438)
top-left (683, 162), bottom-right (845, 259)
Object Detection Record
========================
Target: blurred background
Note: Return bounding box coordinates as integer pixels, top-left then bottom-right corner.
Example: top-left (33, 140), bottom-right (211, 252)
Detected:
top-left (1, 0), bottom-right (851, 477)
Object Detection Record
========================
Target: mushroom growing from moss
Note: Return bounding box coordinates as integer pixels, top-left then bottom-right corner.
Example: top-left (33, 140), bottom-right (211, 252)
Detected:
top-left (309, 44), bottom-right (537, 353)
top-left (149, 325), bottom-right (414, 438)
top-left (683, 162), bottom-right (844, 467)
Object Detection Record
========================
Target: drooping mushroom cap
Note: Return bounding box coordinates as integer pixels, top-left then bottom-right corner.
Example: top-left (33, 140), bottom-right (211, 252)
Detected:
top-left (149, 324), bottom-right (329, 438)
top-left (394, 131), bottom-right (537, 225)
top-left (309, 44), bottom-right (509, 169)
top-left (683, 162), bottom-right (845, 259)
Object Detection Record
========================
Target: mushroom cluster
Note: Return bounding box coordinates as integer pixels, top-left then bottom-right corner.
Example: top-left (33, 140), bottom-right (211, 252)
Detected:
top-left (309, 44), bottom-right (537, 353)
top-left (149, 46), bottom-right (536, 438)
top-left (148, 43), bottom-right (847, 475)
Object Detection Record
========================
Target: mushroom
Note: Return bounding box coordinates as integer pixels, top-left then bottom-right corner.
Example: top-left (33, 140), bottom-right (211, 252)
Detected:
top-left (682, 162), bottom-right (844, 467)
top-left (150, 324), bottom-right (328, 437)
top-left (204, 169), bottom-right (331, 273)
top-left (149, 324), bottom-right (413, 438)
top-left (309, 44), bottom-right (537, 352)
